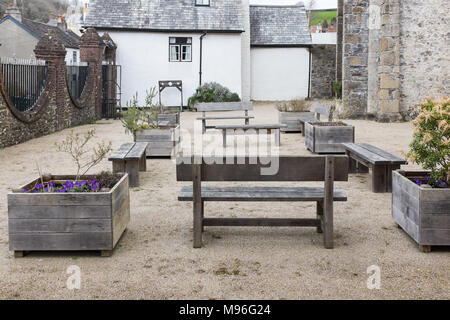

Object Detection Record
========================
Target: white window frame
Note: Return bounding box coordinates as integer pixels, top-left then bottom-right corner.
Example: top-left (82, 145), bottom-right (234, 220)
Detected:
top-left (196, 0), bottom-right (210, 6)
top-left (169, 37), bottom-right (192, 62)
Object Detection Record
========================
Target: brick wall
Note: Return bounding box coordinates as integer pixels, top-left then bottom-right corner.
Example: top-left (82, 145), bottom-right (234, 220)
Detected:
top-left (0, 28), bottom-right (103, 148)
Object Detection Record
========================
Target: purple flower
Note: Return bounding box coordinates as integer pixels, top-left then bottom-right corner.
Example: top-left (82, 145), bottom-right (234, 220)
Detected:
top-left (24, 189), bottom-right (29, 193)
top-left (425, 175), bottom-right (430, 181)
top-left (414, 179), bottom-right (422, 186)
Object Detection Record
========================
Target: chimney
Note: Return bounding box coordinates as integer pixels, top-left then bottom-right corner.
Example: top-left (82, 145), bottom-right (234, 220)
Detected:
top-left (57, 16), bottom-right (67, 32)
top-left (6, 1), bottom-right (22, 22)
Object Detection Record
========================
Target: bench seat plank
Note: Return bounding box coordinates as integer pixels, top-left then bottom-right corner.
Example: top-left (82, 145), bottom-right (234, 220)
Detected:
top-left (298, 116), bottom-right (319, 124)
top-left (214, 124), bottom-right (286, 130)
top-left (179, 186), bottom-right (347, 202)
top-left (196, 102), bottom-right (253, 112)
top-left (197, 116), bottom-right (255, 121)
top-left (359, 143), bottom-right (406, 164)
top-left (108, 143), bottom-right (135, 161)
top-left (342, 143), bottom-right (392, 165)
top-left (126, 142), bottom-right (148, 159)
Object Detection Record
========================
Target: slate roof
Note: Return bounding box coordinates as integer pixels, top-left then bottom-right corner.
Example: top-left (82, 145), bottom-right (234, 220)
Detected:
top-left (84, 0), bottom-right (244, 32)
top-left (250, 4), bottom-right (312, 46)
top-left (22, 19), bottom-right (80, 49)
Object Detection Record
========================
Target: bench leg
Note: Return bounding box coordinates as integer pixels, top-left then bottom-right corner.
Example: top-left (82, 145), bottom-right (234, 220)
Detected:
top-left (316, 201), bottom-right (323, 233)
top-left (275, 129), bottom-right (281, 147)
top-left (201, 201), bottom-right (205, 232)
top-left (372, 165), bottom-right (388, 193)
top-left (112, 160), bottom-right (125, 174)
top-left (193, 200), bottom-right (203, 248)
top-left (126, 159), bottom-right (140, 188)
top-left (193, 164), bottom-right (203, 248)
top-left (222, 130), bottom-right (227, 149)
top-left (139, 153), bottom-right (147, 172)
top-left (385, 165), bottom-right (400, 192)
top-left (202, 120), bottom-right (206, 134)
top-left (301, 122), bottom-right (306, 137)
top-left (323, 157), bottom-right (334, 249)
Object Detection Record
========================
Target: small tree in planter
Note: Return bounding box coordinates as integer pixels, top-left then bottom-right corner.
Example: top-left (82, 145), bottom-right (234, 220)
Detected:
top-left (277, 99), bottom-right (314, 132)
top-left (393, 97), bottom-right (449, 252)
top-left (8, 129), bottom-right (130, 257)
top-left (121, 87), bottom-right (180, 157)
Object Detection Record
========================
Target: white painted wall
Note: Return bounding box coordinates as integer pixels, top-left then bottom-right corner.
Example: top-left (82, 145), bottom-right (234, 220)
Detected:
top-left (311, 32), bottom-right (337, 45)
top-left (65, 48), bottom-right (81, 64)
top-left (250, 47), bottom-right (310, 101)
top-left (0, 19), bottom-right (80, 64)
top-left (104, 31), bottom-right (242, 107)
top-left (240, 0), bottom-right (251, 103)
top-left (0, 19), bottom-right (38, 59)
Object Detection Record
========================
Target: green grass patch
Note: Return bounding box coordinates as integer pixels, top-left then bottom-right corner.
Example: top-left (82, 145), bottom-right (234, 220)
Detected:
top-left (309, 10), bottom-right (337, 26)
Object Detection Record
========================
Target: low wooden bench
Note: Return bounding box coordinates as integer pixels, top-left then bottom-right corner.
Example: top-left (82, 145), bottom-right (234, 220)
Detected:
top-left (214, 124), bottom-right (287, 147)
top-left (196, 102), bottom-right (254, 133)
top-left (109, 142), bottom-right (148, 187)
top-left (177, 155), bottom-right (349, 249)
top-left (298, 103), bottom-right (330, 137)
top-left (342, 143), bottom-right (406, 193)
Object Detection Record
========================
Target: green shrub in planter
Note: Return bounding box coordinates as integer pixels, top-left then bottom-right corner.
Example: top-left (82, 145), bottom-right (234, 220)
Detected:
top-left (188, 82), bottom-right (240, 109)
top-left (407, 96), bottom-right (449, 187)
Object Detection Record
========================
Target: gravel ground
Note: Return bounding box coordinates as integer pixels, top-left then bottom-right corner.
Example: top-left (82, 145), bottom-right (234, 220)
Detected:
top-left (0, 102), bottom-right (448, 300)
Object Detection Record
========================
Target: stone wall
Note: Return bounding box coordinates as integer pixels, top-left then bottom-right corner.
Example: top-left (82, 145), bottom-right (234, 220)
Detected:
top-left (399, 0), bottom-right (450, 116)
top-left (339, 0), bottom-right (450, 121)
top-left (310, 45), bottom-right (336, 99)
top-left (0, 28), bottom-right (103, 148)
top-left (342, 0), bottom-right (370, 118)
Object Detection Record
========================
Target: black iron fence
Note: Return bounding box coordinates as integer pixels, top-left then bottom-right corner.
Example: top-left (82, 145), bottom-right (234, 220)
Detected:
top-left (0, 57), bottom-right (48, 112)
top-left (102, 63), bottom-right (122, 119)
top-left (67, 62), bottom-right (89, 99)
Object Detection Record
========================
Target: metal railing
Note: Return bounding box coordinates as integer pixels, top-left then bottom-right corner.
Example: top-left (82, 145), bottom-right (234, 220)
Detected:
top-left (0, 57), bottom-right (48, 112)
top-left (67, 62), bottom-right (89, 100)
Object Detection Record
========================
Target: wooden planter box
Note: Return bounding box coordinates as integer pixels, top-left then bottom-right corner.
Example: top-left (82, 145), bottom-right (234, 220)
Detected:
top-left (278, 111), bottom-right (315, 132)
top-left (8, 174), bottom-right (130, 257)
top-left (135, 125), bottom-right (180, 157)
top-left (157, 113), bottom-right (179, 126)
top-left (392, 170), bottom-right (450, 252)
top-left (305, 122), bottom-right (355, 154)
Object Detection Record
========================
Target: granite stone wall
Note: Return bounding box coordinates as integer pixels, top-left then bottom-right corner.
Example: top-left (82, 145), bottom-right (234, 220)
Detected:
top-left (311, 45), bottom-right (336, 99)
top-left (342, 0), bottom-right (370, 118)
top-left (399, 0), bottom-right (450, 117)
top-left (339, 0), bottom-right (449, 121)
top-left (0, 28), bottom-right (103, 148)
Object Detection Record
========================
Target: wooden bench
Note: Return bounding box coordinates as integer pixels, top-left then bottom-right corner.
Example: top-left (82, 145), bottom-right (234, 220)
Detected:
top-left (196, 102), bottom-right (254, 133)
top-left (342, 143), bottom-right (406, 193)
top-left (177, 155), bottom-right (349, 249)
top-left (214, 124), bottom-right (287, 147)
top-left (299, 103), bottom-right (331, 136)
top-left (109, 142), bottom-right (148, 187)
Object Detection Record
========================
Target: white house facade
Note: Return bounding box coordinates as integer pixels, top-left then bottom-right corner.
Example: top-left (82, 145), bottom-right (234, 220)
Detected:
top-left (85, 0), bottom-right (312, 106)
top-left (0, 5), bottom-right (81, 64)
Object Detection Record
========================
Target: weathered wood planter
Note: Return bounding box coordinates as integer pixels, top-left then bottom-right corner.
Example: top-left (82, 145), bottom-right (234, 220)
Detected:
top-left (278, 111), bottom-right (315, 132)
top-left (392, 170), bottom-right (450, 252)
top-left (157, 113), bottom-right (179, 127)
top-left (8, 174), bottom-right (130, 257)
top-left (135, 125), bottom-right (180, 157)
top-left (305, 122), bottom-right (355, 154)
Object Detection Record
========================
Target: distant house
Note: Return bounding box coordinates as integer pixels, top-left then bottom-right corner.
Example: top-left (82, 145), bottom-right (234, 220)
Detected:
top-left (0, 3), bottom-right (80, 64)
top-left (84, 0), bottom-right (312, 106)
